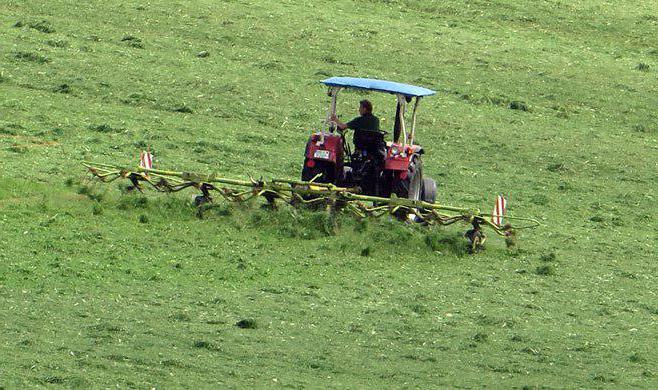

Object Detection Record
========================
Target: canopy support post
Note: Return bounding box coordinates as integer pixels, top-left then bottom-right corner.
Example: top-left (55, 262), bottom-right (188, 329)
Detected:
top-left (325, 87), bottom-right (341, 133)
top-left (396, 94), bottom-right (407, 152)
top-left (409, 97), bottom-right (421, 146)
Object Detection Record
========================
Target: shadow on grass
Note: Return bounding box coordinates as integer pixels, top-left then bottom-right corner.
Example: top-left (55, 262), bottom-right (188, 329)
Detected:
top-left (423, 229), bottom-right (469, 257)
top-left (102, 191), bottom-right (474, 256)
top-left (250, 207), bottom-right (336, 239)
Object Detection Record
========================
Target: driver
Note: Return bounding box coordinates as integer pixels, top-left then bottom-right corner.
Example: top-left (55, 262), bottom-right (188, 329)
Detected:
top-left (330, 99), bottom-right (385, 157)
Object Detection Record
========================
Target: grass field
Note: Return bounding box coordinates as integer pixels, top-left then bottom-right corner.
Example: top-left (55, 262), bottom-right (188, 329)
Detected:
top-left (1, 0), bottom-right (657, 387)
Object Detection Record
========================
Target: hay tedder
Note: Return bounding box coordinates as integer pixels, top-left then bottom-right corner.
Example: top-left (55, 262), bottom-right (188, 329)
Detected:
top-left (84, 77), bottom-right (539, 251)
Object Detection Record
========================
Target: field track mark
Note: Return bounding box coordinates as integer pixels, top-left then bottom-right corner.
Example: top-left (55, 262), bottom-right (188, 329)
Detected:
top-left (1, 134), bottom-right (59, 147)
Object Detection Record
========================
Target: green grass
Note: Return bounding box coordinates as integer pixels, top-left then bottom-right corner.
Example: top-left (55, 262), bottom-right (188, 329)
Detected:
top-left (1, 0), bottom-right (657, 387)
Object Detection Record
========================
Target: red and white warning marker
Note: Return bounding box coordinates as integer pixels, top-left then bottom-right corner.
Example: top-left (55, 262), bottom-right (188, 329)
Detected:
top-left (139, 150), bottom-right (153, 170)
top-left (491, 194), bottom-right (507, 227)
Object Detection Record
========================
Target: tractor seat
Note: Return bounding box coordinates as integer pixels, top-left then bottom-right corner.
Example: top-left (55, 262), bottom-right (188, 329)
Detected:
top-left (354, 130), bottom-right (386, 157)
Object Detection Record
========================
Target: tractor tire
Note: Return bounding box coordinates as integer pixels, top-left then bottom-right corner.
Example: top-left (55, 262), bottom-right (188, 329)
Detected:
top-left (298, 160), bottom-right (336, 208)
top-left (390, 156), bottom-right (424, 221)
top-left (421, 177), bottom-right (437, 203)
top-left (301, 160), bottom-right (335, 184)
top-left (392, 156), bottom-right (423, 201)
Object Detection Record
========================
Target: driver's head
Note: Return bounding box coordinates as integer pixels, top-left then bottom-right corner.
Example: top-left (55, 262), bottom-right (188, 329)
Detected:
top-left (359, 99), bottom-right (373, 115)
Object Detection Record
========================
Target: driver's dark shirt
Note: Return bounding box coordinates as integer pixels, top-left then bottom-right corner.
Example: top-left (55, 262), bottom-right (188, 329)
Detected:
top-left (346, 113), bottom-right (384, 155)
top-left (346, 113), bottom-right (380, 133)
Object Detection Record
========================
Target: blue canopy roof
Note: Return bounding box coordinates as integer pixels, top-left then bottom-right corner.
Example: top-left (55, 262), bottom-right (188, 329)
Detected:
top-left (321, 77), bottom-right (435, 97)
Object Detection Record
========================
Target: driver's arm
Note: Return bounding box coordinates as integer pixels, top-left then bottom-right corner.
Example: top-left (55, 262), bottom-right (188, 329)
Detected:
top-left (330, 114), bottom-right (348, 130)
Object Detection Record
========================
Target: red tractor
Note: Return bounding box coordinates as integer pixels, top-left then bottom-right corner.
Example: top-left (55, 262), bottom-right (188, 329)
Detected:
top-left (302, 77), bottom-right (437, 203)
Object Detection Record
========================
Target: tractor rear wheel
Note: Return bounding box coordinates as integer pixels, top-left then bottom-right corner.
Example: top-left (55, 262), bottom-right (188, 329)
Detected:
top-left (392, 156), bottom-right (423, 201)
top-left (421, 177), bottom-right (437, 203)
top-left (298, 160), bottom-right (336, 207)
top-left (389, 156), bottom-right (424, 221)
top-left (301, 160), bottom-right (335, 184)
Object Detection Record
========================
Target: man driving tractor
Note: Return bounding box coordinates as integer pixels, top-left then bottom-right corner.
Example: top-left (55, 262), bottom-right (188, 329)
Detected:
top-left (330, 99), bottom-right (386, 158)
top-left (302, 77), bottom-right (437, 204)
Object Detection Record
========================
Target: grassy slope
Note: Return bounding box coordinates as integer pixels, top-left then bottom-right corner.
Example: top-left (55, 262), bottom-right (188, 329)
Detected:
top-left (1, 0), bottom-right (657, 387)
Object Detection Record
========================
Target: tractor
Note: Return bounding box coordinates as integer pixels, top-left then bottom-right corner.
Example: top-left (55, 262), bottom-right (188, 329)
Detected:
top-left (302, 77), bottom-right (437, 203)
top-left (84, 81), bottom-right (538, 249)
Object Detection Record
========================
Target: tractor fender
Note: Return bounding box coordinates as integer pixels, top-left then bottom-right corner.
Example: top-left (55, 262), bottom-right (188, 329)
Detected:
top-left (411, 145), bottom-right (424, 155)
top-left (305, 133), bottom-right (343, 164)
top-left (384, 152), bottom-right (421, 172)
top-left (388, 155), bottom-right (423, 202)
